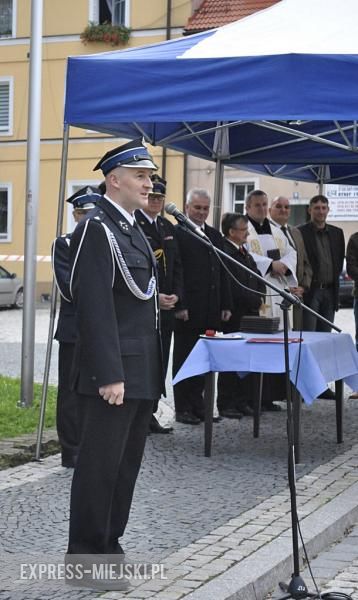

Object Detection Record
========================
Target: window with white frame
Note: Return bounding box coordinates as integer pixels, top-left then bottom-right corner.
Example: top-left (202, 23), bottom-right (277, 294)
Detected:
top-left (98, 0), bottom-right (127, 25)
top-left (0, 184), bottom-right (11, 242)
top-left (0, 78), bottom-right (13, 135)
top-left (0, 0), bottom-right (13, 37)
top-left (231, 181), bottom-right (255, 214)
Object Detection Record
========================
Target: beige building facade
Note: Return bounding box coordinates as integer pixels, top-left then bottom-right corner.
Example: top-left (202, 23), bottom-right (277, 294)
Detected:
top-left (0, 1), bottom-right (355, 298)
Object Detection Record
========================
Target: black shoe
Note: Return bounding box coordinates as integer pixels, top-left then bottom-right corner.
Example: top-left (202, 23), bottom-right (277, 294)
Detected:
top-left (175, 411), bottom-right (201, 425)
top-left (318, 388), bottom-right (336, 400)
top-left (219, 408), bottom-right (243, 419)
top-left (192, 408), bottom-right (222, 423)
top-left (149, 415), bottom-right (173, 434)
top-left (262, 402), bottom-right (282, 412)
top-left (237, 404), bottom-right (254, 417)
top-left (65, 554), bottom-right (129, 591)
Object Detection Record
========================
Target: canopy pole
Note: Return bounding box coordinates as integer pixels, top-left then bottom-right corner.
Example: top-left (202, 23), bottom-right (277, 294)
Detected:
top-left (212, 159), bottom-right (224, 230)
top-left (35, 124), bottom-right (70, 460)
top-left (20, 0), bottom-right (43, 408)
top-left (318, 165), bottom-right (324, 194)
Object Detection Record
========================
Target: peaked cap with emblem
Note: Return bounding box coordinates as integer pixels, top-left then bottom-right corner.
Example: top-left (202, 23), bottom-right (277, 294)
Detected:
top-left (150, 174), bottom-right (166, 197)
top-left (93, 138), bottom-right (158, 175)
top-left (66, 186), bottom-right (101, 210)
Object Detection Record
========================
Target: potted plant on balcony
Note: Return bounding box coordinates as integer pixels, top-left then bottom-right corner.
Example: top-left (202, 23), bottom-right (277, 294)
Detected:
top-left (80, 21), bottom-right (131, 47)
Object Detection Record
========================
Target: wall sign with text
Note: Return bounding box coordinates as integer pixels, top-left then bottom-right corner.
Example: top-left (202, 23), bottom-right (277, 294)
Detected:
top-left (325, 185), bottom-right (358, 221)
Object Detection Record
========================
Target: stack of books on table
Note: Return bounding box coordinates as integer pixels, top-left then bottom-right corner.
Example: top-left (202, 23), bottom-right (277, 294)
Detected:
top-left (240, 316), bottom-right (281, 333)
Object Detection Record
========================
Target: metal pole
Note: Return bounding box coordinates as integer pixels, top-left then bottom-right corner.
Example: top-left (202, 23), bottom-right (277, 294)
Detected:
top-left (20, 0), bottom-right (43, 407)
top-left (212, 122), bottom-right (228, 229)
top-left (35, 124), bottom-right (70, 460)
top-left (212, 159), bottom-right (224, 230)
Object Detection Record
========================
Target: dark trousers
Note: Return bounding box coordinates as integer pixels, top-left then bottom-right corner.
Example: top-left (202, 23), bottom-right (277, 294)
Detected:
top-left (57, 342), bottom-right (79, 460)
top-left (217, 372), bottom-right (256, 411)
top-left (68, 395), bottom-right (153, 555)
top-left (354, 298), bottom-right (358, 352)
top-left (172, 329), bottom-right (205, 414)
top-left (303, 288), bottom-right (335, 332)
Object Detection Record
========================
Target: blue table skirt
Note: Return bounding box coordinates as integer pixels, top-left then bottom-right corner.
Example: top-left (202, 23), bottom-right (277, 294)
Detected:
top-left (173, 331), bottom-right (358, 405)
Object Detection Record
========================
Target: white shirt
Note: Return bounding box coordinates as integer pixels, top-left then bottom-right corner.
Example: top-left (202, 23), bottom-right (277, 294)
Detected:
top-left (104, 194), bottom-right (135, 226)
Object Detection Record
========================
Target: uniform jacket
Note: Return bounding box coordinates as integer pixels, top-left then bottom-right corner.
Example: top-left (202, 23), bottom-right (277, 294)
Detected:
top-left (298, 221), bottom-right (345, 311)
top-left (221, 239), bottom-right (265, 332)
top-left (174, 222), bottom-right (232, 331)
top-left (134, 210), bottom-right (183, 327)
top-left (69, 196), bottom-right (165, 399)
top-left (52, 234), bottom-right (77, 344)
top-left (346, 232), bottom-right (358, 298)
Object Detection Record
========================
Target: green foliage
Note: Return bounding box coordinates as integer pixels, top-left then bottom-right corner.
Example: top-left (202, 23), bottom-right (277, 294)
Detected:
top-left (0, 376), bottom-right (57, 440)
top-left (80, 21), bottom-right (131, 46)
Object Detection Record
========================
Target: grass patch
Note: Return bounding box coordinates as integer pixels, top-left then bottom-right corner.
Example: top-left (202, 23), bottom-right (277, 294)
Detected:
top-left (0, 375), bottom-right (57, 440)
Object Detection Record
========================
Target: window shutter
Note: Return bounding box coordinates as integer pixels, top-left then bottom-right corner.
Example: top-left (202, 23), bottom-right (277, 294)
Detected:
top-left (0, 82), bottom-right (10, 132)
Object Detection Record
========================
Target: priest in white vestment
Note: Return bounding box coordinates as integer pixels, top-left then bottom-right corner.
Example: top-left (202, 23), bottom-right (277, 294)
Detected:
top-left (245, 189), bottom-right (297, 328)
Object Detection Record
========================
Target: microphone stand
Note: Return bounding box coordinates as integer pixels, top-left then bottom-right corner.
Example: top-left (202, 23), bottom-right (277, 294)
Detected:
top-left (177, 223), bottom-right (340, 599)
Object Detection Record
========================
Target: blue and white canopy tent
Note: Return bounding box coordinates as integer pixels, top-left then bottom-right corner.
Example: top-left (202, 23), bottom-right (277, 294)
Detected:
top-left (63, 0), bottom-right (358, 218)
top-left (37, 0), bottom-right (358, 452)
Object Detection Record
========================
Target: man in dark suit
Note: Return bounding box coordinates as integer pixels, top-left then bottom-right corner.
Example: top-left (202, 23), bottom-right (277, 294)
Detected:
top-left (269, 195), bottom-right (312, 330)
top-left (298, 194), bottom-right (345, 332)
top-left (217, 213), bottom-right (265, 418)
top-left (66, 139), bottom-right (165, 588)
top-left (52, 186), bottom-right (100, 468)
top-left (135, 174), bottom-right (183, 433)
top-left (172, 188), bottom-right (232, 424)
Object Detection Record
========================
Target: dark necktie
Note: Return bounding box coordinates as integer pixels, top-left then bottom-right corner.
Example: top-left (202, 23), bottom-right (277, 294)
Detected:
top-left (281, 225), bottom-right (296, 250)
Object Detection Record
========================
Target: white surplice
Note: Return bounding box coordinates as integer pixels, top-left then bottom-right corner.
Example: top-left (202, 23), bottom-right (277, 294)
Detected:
top-left (247, 221), bottom-right (297, 327)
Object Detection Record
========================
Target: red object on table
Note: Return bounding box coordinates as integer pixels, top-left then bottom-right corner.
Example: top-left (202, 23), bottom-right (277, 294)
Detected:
top-left (205, 329), bottom-right (216, 337)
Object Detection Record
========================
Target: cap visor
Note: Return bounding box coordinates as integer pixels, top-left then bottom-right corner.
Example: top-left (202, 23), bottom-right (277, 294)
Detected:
top-left (124, 159), bottom-right (158, 170)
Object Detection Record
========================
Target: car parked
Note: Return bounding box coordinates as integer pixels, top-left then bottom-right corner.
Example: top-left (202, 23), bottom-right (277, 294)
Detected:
top-left (339, 260), bottom-right (354, 308)
top-left (0, 265), bottom-right (23, 308)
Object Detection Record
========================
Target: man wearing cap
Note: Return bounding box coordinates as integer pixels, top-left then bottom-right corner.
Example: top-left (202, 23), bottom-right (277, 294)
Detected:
top-left (135, 174), bottom-right (183, 434)
top-left (52, 186), bottom-right (100, 468)
top-left (66, 139), bottom-right (164, 586)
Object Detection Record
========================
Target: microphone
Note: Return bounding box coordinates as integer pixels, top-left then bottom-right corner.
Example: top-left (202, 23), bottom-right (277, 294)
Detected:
top-left (164, 203), bottom-right (208, 239)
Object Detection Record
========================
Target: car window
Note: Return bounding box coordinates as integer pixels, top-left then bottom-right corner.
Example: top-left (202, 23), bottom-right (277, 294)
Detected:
top-left (0, 267), bottom-right (10, 279)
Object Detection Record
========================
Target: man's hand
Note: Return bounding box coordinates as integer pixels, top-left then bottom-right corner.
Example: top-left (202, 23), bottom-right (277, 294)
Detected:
top-left (159, 293), bottom-right (179, 310)
top-left (271, 260), bottom-right (288, 276)
top-left (175, 309), bottom-right (189, 321)
top-left (221, 309), bottom-right (232, 322)
top-left (99, 382), bottom-right (124, 406)
top-left (290, 286), bottom-right (304, 298)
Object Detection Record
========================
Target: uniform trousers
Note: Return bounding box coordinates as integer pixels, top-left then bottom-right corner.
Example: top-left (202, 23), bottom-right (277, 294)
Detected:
top-left (57, 342), bottom-right (79, 461)
top-left (172, 329), bottom-right (205, 414)
top-left (68, 395), bottom-right (153, 555)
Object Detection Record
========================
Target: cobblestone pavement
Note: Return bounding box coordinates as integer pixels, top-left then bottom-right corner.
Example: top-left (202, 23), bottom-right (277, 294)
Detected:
top-left (1, 307), bottom-right (358, 599)
top-left (269, 523), bottom-right (358, 600)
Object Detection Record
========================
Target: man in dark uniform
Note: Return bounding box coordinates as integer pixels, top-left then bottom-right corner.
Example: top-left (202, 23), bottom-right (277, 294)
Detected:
top-left (66, 139), bottom-right (164, 590)
top-left (52, 186), bottom-right (101, 468)
top-left (172, 188), bottom-right (232, 425)
top-left (217, 213), bottom-right (265, 418)
top-left (135, 174), bottom-right (183, 433)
